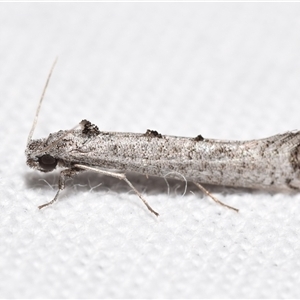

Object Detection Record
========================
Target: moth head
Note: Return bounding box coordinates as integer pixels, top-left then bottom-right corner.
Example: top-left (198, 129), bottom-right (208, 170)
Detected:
top-left (26, 139), bottom-right (58, 173)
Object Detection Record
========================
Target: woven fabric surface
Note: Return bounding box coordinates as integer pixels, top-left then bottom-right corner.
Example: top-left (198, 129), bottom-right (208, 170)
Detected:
top-left (1, 3), bottom-right (300, 298)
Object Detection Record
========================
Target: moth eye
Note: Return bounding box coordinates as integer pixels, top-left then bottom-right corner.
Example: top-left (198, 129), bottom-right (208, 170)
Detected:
top-left (38, 154), bottom-right (57, 171)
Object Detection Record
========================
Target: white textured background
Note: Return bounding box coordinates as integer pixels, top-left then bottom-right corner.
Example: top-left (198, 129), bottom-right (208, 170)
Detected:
top-left (1, 3), bottom-right (300, 298)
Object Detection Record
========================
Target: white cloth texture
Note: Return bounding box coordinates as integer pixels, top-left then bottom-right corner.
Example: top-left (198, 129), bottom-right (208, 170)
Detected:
top-left (1, 3), bottom-right (300, 298)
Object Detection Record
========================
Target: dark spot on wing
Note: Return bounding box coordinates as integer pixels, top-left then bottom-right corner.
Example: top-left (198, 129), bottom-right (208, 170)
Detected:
top-left (194, 135), bottom-right (204, 141)
top-left (144, 129), bottom-right (162, 138)
top-left (80, 119), bottom-right (100, 137)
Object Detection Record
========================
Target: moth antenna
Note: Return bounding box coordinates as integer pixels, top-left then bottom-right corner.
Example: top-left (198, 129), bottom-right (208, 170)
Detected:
top-left (27, 58), bottom-right (58, 144)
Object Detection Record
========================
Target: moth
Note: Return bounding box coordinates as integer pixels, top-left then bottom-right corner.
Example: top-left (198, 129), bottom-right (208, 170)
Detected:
top-left (26, 60), bottom-right (300, 216)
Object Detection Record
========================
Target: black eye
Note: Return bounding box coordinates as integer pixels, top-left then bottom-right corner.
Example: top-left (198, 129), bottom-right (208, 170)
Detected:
top-left (38, 154), bottom-right (57, 171)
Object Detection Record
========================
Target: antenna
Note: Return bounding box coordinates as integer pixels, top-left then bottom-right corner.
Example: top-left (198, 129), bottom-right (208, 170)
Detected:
top-left (27, 58), bottom-right (58, 144)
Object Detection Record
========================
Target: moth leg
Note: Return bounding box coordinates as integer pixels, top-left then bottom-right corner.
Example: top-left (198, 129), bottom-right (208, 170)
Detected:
top-left (193, 182), bottom-right (239, 212)
top-left (74, 164), bottom-right (159, 217)
top-left (38, 168), bottom-right (84, 209)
